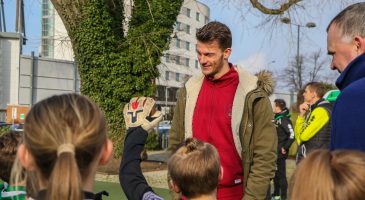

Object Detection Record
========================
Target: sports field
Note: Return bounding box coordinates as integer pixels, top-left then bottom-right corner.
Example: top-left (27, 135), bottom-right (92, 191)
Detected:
top-left (94, 181), bottom-right (170, 199)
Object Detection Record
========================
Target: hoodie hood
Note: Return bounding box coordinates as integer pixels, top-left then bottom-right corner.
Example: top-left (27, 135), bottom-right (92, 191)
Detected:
top-left (336, 52), bottom-right (365, 90)
top-left (256, 70), bottom-right (275, 96)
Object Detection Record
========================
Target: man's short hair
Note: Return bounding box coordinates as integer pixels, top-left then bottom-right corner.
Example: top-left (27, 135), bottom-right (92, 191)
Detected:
top-left (327, 3), bottom-right (365, 39)
top-left (168, 138), bottom-right (220, 198)
top-left (274, 99), bottom-right (287, 110)
top-left (305, 82), bottom-right (327, 99)
top-left (196, 21), bottom-right (232, 50)
top-left (0, 131), bottom-right (23, 183)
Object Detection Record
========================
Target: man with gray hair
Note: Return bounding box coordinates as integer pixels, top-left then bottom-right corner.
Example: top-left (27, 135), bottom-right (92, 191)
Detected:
top-left (327, 2), bottom-right (365, 151)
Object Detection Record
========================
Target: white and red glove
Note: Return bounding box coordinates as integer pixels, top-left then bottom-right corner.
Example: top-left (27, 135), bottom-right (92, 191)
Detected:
top-left (123, 97), bottom-right (162, 132)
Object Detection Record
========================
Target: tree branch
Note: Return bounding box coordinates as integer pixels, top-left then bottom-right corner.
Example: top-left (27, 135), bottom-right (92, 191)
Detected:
top-left (249, 0), bottom-right (302, 15)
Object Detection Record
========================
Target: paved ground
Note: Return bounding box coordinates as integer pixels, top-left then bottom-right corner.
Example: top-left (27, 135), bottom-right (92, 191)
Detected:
top-left (96, 150), bottom-right (298, 191)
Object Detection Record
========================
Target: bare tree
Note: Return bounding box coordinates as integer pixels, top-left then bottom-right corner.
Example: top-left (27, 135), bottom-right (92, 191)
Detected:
top-left (308, 49), bottom-right (327, 82)
top-left (279, 49), bottom-right (329, 90)
top-left (281, 55), bottom-right (305, 90)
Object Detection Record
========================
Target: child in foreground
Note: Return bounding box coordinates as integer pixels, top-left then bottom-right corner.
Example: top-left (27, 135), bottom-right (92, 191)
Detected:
top-left (290, 149), bottom-right (365, 200)
top-left (14, 93), bottom-right (113, 200)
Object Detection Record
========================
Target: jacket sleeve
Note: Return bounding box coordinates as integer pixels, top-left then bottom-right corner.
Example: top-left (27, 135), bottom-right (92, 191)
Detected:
top-left (244, 96), bottom-right (277, 200)
top-left (281, 118), bottom-right (295, 150)
top-left (119, 127), bottom-right (163, 200)
top-left (294, 107), bottom-right (329, 145)
top-left (167, 87), bottom-right (186, 156)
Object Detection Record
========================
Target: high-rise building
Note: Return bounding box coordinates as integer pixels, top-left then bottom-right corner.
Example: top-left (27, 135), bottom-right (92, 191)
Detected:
top-left (40, 0), bottom-right (210, 117)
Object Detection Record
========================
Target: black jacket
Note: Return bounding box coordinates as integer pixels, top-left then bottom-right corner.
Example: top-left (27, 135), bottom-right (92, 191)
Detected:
top-left (274, 108), bottom-right (295, 158)
top-left (304, 99), bottom-right (332, 152)
top-left (119, 127), bottom-right (163, 200)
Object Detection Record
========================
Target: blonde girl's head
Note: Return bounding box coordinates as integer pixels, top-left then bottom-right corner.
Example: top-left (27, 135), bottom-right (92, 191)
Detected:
top-left (17, 93), bottom-right (112, 200)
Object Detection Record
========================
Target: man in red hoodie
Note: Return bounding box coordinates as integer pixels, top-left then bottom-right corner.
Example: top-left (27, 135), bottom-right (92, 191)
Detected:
top-left (168, 21), bottom-right (277, 200)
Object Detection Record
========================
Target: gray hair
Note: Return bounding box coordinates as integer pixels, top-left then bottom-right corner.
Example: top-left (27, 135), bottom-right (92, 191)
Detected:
top-left (327, 3), bottom-right (365, 40)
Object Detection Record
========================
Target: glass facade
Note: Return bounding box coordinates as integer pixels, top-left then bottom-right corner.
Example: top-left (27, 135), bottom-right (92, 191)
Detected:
top-left (41, 0), bottom-right (54, 57)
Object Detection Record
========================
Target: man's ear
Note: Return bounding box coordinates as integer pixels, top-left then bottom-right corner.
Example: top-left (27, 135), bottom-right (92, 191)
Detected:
top-left (17, 144), bottom-right (36, 171)
top-left (223, 48), bottom-right (231, 60)
top-left (169, 180), bottom-right (181, 193)
top-left (219, 166), bottom-right (224, 181)
top-left (354, 36), bottom-right (365, 53)
top-left (99, 139), bottom-right (113, 165)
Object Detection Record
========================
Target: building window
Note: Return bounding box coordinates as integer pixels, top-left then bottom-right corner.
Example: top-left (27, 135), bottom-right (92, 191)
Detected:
top-left (205, 16), bottom-right (209, 24)
top-left (181, 7), bottom-right (191, 17)
top-left (176, 22), bottom-right (181, 32)
top-left (165, 71), bottom-right (170, 80)
top-left (186, 25), bottom-right (190, 34)
top-left (195, 60), bottom-right (199, 69)
top-left (176, 73), bottom-right (180, 82)
top-left (196, 12), bottom-right (200, 21)
top-left (176, 22), bottom-right (191, 34)
top-left (175, 38), bottom-right (180, 48)
top-left (185, 41), bottom-right (190, 50)
top-left (185, 58), bottom-right (190, 67)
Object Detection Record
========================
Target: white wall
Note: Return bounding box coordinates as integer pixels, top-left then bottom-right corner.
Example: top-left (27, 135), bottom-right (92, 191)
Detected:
top-left (0, 33), bottom-right (22, 109)
top-left (53, 11), bottom-right (74, 61)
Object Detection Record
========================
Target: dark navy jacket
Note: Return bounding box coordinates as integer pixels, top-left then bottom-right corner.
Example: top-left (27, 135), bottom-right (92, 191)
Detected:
top-left (331, 52), bottom-right (365, 151)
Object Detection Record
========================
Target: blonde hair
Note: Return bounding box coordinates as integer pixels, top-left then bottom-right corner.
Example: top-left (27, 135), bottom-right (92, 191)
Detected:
top-left (289, 149), bottom-right (365, 200)
top-left (22, 93), bottom-right (107, 200)
top-left (168, 138), bottom-right (220, 198)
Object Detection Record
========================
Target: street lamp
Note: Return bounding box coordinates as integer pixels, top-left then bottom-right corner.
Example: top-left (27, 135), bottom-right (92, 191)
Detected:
top-left (281, 17), bottom-right (316, 88)
top-left (165, 86), bottom-right (170, 119)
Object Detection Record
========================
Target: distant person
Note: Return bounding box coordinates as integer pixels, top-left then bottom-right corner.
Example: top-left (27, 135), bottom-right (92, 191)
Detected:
top-left (120, 97), bottom-right (221, 200)
top-left (327, 2), bottom-right (365, 151)
top-left (14, 94), bottom-right (113, 200)
top-left (289, 149), bottom-right (365, 200)
top-left (294, 82), bottom-right (332, 163)
top-left (0, 131), bottom-right (27, 199)
top-left (168, 21), bottom-right (277, 200)
top-left (270, 99), bottom-right (294, 200)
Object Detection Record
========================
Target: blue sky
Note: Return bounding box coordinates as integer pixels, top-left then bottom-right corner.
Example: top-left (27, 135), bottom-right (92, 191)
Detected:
top-left (3, 0), bottom-right (361, 82)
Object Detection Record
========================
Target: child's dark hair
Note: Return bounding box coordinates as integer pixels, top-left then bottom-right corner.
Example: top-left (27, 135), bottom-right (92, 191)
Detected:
top-left (274, 99), bottom-right (287, 110)
top-left (0, 131), bottom-right (23, 183)
top-left (168, 138), bottom-right (220, 198)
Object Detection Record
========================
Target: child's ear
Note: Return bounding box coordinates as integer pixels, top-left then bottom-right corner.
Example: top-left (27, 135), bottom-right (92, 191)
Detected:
top-left (169, 180), bottom-right (181, 193)
top-left (99, 139), bottom-right (113, 165)
top-left (17, 144), bottom-right (36, 171)
top-left (219, 166), bottom-right (224, 181)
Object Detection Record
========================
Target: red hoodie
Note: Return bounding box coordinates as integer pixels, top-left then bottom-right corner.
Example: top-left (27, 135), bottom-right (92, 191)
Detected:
top-left (193, 65), bottom-right (244, 199)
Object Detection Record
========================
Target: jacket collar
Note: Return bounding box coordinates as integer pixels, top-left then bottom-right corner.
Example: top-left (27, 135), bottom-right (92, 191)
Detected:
top-left (310, 98), bottom-right (325, 110)
top-left (336, 52), bottom-right (365, 90)
top-left (184, 66), bottom-right (272, 158)
top-left (274, 108), bottom-right (290, 120)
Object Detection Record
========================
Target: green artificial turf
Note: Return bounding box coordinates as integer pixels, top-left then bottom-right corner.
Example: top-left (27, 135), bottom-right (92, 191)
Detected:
top-left (94, 181), bottom-right (170, 200)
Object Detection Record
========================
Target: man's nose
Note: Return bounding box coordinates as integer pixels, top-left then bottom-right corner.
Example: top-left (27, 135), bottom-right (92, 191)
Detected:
top-left (199, 56), bottom-right (207, 64)
top-left (330, 60), bottom-right (336, 70)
